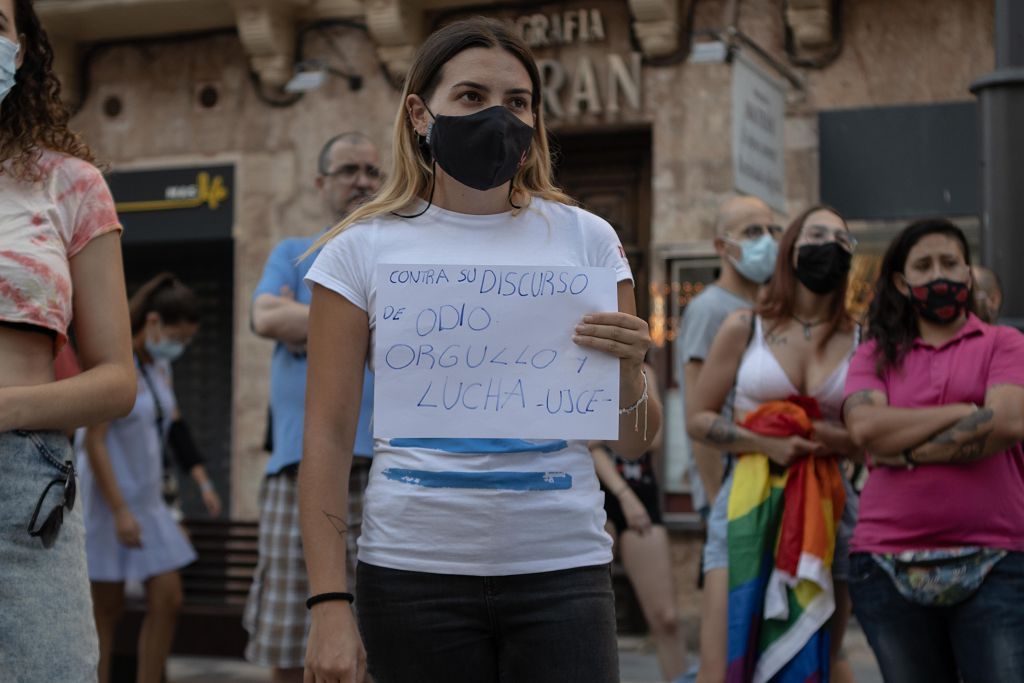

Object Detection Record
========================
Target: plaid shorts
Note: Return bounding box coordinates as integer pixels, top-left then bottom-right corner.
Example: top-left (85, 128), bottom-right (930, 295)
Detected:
top-left (243, 458), bottom-right (371, 669)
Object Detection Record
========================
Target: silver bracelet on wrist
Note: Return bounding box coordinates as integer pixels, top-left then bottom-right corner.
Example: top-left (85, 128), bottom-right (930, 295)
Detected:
top-left (619, 369), bottom-right (649, 441)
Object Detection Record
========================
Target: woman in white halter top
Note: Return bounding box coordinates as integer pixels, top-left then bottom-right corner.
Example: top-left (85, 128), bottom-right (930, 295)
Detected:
top-left (686, 205), bottom-right (862, 683)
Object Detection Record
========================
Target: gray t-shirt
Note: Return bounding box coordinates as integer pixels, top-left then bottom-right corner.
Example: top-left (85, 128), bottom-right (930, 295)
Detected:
top-left (675, 283), bottom-right (751, 510)
top-left (677, 283), bottom-right (752, 367)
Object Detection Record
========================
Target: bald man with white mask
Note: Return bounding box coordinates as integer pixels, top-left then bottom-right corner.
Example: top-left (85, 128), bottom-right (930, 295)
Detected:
top-left (676, 195), bottom-right (780, 682)
top-left (678, 196), bottom-right (780, 510)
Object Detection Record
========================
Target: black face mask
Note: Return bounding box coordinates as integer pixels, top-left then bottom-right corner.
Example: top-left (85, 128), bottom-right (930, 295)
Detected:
top-left (425, 105), bottom-right (534, 191)
top-left (905, 277), bottom-right (970, 324)
top-left (795, 242), bottom-right (852, 294)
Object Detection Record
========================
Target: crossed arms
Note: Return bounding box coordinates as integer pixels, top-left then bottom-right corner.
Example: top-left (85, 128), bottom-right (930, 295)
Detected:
top-left (843, 384), bottom-right (1024, 466)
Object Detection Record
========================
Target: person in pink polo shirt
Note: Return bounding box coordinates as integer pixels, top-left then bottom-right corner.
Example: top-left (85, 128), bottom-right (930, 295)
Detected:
top-left (843, 218), bottom-right (1024, 683)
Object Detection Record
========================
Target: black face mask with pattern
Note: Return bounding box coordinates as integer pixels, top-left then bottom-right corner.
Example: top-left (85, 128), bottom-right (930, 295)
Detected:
top-left (425, 105), bottom-right (534, 191)
top-left (905, 277), bottom-right (971, 324)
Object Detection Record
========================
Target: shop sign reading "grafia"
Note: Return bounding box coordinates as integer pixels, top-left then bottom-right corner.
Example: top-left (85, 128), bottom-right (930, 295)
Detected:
top-left (513, 7), bottom-right (641, 119)
top-left (466, 3), bottom-right (643, 120)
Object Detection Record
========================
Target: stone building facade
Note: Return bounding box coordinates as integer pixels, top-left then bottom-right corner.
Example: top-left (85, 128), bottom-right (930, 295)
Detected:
top-left (39, 0), bottom-right (995, 622)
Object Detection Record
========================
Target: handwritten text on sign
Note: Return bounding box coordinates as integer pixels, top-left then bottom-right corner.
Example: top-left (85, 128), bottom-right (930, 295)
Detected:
top-left (374, 264), bottom-right (620, 439)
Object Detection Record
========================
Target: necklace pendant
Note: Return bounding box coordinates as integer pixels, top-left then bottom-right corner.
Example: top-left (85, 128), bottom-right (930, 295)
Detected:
top-left (804, 324), bottom-right (812, 340)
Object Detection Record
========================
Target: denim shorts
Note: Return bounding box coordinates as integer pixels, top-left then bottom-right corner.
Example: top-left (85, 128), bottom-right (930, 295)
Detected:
top-left (702, 467), bottom-right (732, 572)
top-left (702, 464), bottom-right (859, 581)
top-left (0, 430), bottom-right (98, 682)
top-left (356, 561), bottom-right (619, 682)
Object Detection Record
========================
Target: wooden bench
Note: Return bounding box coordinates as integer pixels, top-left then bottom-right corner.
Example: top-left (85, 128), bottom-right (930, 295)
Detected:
top-left (112, 519), bottom-right (259, 680)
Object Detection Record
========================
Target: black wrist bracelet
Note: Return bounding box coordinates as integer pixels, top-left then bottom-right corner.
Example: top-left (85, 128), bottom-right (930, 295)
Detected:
top-left (900, 449), bottom-right (916, 470)
top-left (306, 592), bottom-right (354, 610)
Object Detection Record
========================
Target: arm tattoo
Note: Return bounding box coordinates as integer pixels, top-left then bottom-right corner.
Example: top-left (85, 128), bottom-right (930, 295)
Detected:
top-left (843, 391), bottom-right (880, 420)
top-left (323, 510), bottom-right (349, 538)
top-left (917, 407), bottom-right (995, 463)
top-left (950, 434), bottom-right (990, 462)
top-left (933, 407), bottom-right (995, 443)
top-left (706, 417), bottom-right (738, 445)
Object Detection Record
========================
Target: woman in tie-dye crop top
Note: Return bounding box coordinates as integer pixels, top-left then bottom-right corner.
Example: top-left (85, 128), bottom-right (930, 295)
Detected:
top-left (0, 1), bottom-right (137, 680)
top-left (0, 149), bottom-right (123, 348)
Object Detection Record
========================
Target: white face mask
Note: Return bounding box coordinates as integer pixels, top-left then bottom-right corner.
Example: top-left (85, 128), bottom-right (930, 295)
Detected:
top-left (0, 37), bottom-right (19, 107)
top-left (727, 234), bottom-right (779, 284)
top-left (145, 321), bottom-right (189, 363)
top-left (145, 337), bottom-right (186, 362)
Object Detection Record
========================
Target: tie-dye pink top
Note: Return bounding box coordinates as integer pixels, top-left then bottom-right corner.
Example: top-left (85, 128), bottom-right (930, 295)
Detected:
top-left (0, 149), bottom-right (122, 350)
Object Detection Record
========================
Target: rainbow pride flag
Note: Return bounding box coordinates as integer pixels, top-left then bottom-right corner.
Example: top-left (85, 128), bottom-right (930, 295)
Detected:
top-left (726, 399), bottom-right (846, 683)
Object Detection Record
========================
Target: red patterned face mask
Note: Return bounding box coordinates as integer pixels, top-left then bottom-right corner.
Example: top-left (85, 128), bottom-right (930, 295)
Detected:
top-left (906, 277), bottom-right (970, 324)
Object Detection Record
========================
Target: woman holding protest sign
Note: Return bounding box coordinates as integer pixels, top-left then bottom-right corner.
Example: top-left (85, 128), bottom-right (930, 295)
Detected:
top-left (299, 17), bottom-right (660, 683)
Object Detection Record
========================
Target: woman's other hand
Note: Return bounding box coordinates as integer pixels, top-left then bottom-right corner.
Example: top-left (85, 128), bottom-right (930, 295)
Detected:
top-left (305, 602), bottom-right (366, 683)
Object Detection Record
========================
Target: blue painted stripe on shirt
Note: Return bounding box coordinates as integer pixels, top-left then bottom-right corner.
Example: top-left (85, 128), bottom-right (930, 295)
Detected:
top-left (382, 468), bottom-right (572, 491)
top-left (387, 438), bottom-right (568, 454)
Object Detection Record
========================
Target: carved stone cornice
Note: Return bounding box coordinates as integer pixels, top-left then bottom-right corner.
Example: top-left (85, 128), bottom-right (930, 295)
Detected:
top-left (785, 0), bottom-right (834, 49)
top-left (304, 0), bottom-right (364, 19)
top-left (233, 0), bottom-right (310, 88)
top-left (627, 0), bottom-right (679, 59)
top-left (39, 0), bottom-right (373, 99)
top-left (365, 0), bottom-right (424, 84)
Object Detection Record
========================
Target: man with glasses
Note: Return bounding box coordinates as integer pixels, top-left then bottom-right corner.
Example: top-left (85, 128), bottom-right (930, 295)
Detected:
top-left (676, 194), bottom-right (781, 680)
top-left (245, 132), bottom-right (382, 683)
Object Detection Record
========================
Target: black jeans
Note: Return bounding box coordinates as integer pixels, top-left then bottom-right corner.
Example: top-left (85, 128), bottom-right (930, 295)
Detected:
top-left (356, 561), bottom-right (619, 683)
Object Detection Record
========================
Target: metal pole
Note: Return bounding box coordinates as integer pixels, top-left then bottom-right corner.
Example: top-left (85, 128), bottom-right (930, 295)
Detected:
top-left (972, 0), bottom-right (1024, 326)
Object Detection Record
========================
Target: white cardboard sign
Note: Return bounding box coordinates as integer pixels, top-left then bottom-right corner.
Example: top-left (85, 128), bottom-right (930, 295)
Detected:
top-left (373, 264), bottom-right (620, 440)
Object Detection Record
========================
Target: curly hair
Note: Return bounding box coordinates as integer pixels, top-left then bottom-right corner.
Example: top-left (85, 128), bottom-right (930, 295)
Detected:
top-left (0, 0), bottom-right (94, 182)
top-left (865, 218), bottom-right (975, 374)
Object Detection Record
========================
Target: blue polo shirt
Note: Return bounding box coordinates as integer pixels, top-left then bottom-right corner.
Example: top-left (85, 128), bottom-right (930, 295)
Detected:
top-left (254, 235), bottom-right (374, 475)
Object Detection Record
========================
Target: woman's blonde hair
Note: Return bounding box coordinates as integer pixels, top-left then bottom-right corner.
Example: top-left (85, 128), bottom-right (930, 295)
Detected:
top-left (306, 17), bottom-right (572, 257)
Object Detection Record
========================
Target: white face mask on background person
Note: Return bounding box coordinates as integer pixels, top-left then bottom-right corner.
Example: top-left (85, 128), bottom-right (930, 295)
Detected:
top-left (144, 320), bottom-right (189, 363)
top-left (728, 234), bottom-right (779, 284)
top-left (0, 37), bottom-right (19, 107)
top-left (145, 337), bottom-right (186, 362)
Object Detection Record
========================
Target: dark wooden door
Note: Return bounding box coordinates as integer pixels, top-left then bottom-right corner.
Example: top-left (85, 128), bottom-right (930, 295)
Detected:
top-left (122, 240), bottom-right (234, 518)
top-left (550, 127), bottom-right (652, 320)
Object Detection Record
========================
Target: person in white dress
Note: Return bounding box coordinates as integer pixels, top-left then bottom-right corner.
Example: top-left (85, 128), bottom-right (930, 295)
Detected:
top-left (81, 273), bottom-right (209, 683)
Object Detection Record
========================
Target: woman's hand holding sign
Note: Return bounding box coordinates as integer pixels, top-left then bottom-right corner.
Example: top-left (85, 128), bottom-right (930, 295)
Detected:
top-left (572, 281), bottom-right (660, 460)
top-left (572, 311), bottom-right (650, 383)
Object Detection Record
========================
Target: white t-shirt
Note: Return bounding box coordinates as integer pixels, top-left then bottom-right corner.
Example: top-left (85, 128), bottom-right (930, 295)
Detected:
top-left (306, 197), bottom-right (633, 576)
